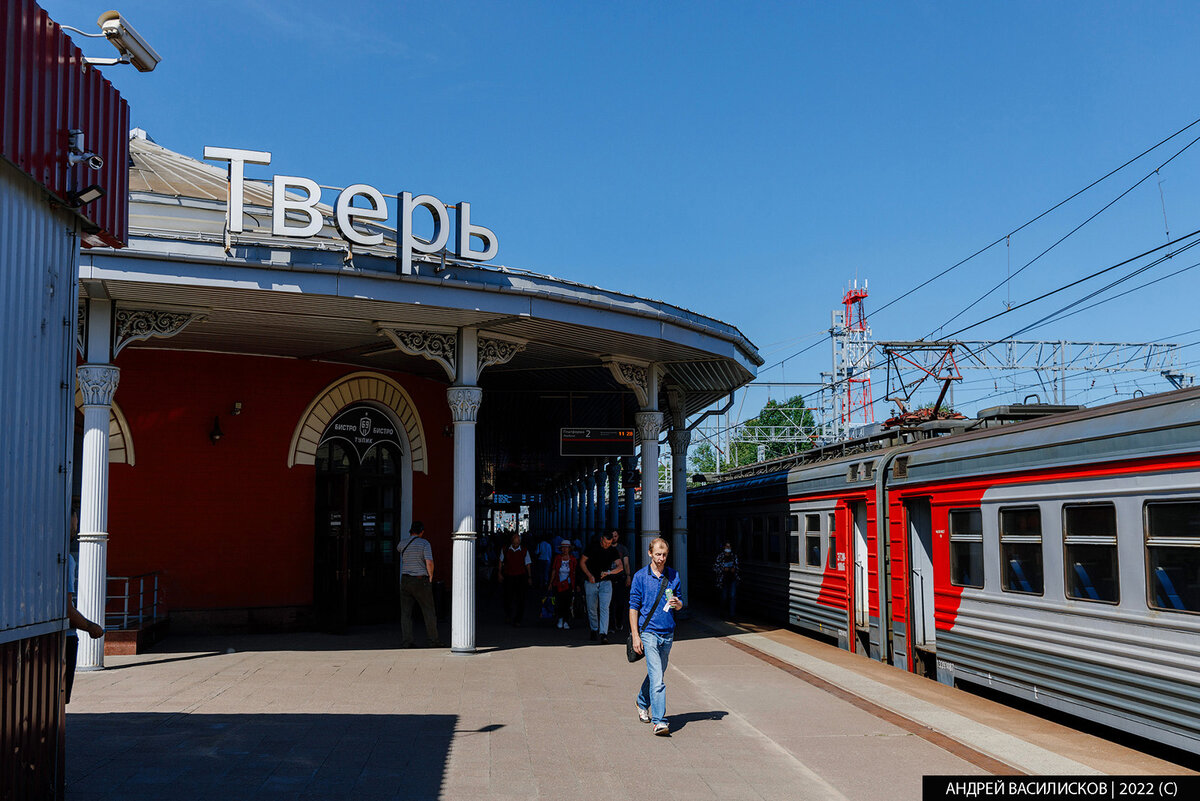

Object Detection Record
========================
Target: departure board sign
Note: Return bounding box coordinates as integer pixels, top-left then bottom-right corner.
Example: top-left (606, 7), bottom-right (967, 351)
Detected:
top-left (560, 428), bottom-right (635, 457)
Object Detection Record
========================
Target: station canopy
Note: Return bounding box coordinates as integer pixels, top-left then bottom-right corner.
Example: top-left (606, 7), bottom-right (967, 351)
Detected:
top-left (79, 131), bottom-right (762, 497)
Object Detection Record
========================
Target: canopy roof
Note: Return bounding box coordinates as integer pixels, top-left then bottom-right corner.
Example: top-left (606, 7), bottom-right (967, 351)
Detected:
top-left (79, 131), bottom-right (762, 493)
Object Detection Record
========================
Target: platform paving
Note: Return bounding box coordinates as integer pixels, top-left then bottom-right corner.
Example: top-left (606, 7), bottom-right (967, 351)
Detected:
top-left (65, 597), bottom-right (1192, 800)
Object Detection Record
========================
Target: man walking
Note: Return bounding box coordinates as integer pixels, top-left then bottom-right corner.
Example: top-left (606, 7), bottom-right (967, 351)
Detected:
top-left (629, 537), bottom-right (683, 736)
top-left (399, 521), bottom-right (444, 648)
top-left (580, 530), bottom-right (622, 643)
top-left (499, 531), bottom-right (533, 626)
top-left (609, 530), bottom-right (631, 632)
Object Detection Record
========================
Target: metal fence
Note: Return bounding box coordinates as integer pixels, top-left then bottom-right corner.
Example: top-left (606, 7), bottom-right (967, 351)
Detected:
top-left (105, 572), bottom-right (165, 629)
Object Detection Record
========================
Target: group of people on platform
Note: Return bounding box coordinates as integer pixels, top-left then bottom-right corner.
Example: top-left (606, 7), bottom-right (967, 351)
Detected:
top-left (489, 528), bottom-right (632, 642)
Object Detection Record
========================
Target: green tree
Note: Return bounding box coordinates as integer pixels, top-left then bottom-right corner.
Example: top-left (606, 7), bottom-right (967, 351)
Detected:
top-left (689, 395), bottom-right (817, 473)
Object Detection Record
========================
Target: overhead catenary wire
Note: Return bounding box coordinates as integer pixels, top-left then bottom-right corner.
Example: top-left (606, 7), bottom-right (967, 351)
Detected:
top-left (928, 129), bottom-right (1200, 338)
top-left (865, 115), bottom-right (1200, 323)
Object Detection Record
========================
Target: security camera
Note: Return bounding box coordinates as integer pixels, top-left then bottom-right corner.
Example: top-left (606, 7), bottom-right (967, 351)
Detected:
top-left (66, 129), bottom-right (105, 170)
top-left (96, 11), bottom-right (161, 73)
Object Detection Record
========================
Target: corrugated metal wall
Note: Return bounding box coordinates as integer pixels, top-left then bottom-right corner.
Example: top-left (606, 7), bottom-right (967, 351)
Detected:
top-left (0, 0), bottom-right (129, 248)
top-left (0, 158), bottom-right (77, 643)
top-left (0, 632), bottom-right (64, 800)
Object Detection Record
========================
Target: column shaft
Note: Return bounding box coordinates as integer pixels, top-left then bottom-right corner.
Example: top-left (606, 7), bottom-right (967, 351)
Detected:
top-left (76, 364), bottom-right (119, 671)
top-left (447, 386), bottom-right (482, 654)
top-left (636, 412), bottom-right (664, 570)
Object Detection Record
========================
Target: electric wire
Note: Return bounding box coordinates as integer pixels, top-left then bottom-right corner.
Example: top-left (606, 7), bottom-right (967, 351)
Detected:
top-left (866, 115), bottom-right (1200, 322)
top-left (928, 130), bottom-right (1200, 337)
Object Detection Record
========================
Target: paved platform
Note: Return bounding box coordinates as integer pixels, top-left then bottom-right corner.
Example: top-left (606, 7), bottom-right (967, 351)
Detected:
top-left (66, 599), bottom-right (1196, 800)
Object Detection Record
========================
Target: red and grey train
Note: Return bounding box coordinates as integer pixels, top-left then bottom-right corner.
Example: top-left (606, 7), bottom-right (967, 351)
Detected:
top-left (678, 388), bottom-right (1200, 755)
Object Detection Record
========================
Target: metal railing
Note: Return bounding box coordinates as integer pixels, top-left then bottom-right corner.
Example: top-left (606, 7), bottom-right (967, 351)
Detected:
top-left (105, 572), bottom-right (165, 629)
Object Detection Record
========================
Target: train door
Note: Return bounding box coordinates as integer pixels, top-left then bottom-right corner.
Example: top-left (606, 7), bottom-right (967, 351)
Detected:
top-left (906, 498), bottom-right (935, 673)
top-left (850, 501), bottom-right (870, 654)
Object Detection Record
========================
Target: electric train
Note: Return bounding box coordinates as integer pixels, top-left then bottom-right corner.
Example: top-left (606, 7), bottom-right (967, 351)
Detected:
top-left (678, 387), bottom-right (1200, 755)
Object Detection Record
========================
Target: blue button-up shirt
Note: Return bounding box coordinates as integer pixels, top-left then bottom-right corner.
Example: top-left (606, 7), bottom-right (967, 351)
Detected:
top-left (629, 564), bottom-right (681, 636)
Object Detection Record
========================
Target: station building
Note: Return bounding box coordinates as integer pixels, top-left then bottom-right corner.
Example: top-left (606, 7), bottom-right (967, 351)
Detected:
top-left (73, 132), bottom-right (761, 660)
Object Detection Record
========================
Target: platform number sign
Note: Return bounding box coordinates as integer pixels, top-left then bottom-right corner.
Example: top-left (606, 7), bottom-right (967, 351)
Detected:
top-left (560, 428), bottom-right (636, 457)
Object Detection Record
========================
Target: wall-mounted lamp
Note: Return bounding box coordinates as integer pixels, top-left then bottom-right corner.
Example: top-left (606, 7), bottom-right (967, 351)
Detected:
top-left (231, 401), bottom-right (242, 416)
top-left (209, 415), bottom-right (223, 445)
top-left (67, 184), bottom-right (105, 207)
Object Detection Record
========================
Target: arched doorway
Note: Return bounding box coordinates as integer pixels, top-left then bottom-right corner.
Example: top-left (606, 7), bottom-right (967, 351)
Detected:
top-left (314, 404), bottom-right (405, 630)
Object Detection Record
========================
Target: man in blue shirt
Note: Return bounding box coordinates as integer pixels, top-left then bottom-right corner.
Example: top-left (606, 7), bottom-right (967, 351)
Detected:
top-left (628, 537), bottom-right (684, 735)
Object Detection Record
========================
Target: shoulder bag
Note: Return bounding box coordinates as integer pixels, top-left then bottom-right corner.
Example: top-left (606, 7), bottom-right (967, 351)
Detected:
top-left (626, 572), bottom-right (669, 663)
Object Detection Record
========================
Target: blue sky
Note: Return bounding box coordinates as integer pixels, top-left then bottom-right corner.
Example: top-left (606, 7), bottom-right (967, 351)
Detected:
top-left (44, 0), bottom-right (1200, 427)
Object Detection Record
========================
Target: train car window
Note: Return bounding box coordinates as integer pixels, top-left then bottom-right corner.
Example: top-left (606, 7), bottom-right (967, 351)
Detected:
top-left (1063, 504), bottom-right (1119, 604)
top-left (1000, 507), bottom-right (1044, 595)
top-left (949, 509), bottom-right (984, 588)
top-left (805, 513), bottom-right (822, 567)
top-left (1145, 501), bottom-right (1200, 614)
top-left (789, 515), bottom-right (801, 564)
top-left (827, 512), bottom-right (837, 568)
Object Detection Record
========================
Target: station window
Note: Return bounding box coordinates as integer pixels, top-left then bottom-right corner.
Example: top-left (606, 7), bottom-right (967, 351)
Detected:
top-left (805, 513), bottom-right (822, 567)
top-left (1000, 507), bottom-right (1043, 595)
top-left (1145, 501), bottom-right (1200, 614)
top-left (948, 508), bottom-right (983, 588)
top-left (1063, 504), bottom-right (1118, 604)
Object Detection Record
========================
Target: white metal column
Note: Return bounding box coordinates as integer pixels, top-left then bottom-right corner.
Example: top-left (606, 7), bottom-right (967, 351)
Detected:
top-left (449, 327), bottom-right (480, 654)
top-left (669, 427), bottom-right (690, 602)
top-left (636, 411), bottom-right (664, 569)
top-left (76, 364), bottom-right (118, 670)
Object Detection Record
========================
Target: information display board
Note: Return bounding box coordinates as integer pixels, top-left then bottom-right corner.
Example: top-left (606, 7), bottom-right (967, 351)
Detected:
top-left (560, 427), bottom-right (636, 456)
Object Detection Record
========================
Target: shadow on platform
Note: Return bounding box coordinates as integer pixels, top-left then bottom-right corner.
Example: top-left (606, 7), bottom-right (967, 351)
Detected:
top-left (67, 712), bottom-right (458, 800)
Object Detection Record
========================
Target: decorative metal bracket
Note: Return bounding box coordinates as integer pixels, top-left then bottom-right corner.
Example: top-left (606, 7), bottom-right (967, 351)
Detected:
top-left (113, 308), bottom-right (207, 358)
top-left (377, 325), bottom-right (458, 382)
top-left (478, 335), bottom-right (526, 373)
top-left (77, 304), bottom-right (87, 357)
top-left (603, 358), bottom-right (650, 408)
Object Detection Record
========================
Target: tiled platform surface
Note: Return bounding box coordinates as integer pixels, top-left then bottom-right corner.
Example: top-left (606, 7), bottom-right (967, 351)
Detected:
top-left (66, 601), bottom-right (1194, 800)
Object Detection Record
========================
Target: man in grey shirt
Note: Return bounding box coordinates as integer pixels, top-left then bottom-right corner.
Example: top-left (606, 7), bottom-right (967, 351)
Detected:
top-left (398, 521), bottom-right (444, 648)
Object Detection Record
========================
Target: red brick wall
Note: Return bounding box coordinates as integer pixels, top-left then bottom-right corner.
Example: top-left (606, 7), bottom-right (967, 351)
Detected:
top-left (107, 350), bottom-right (453, 614)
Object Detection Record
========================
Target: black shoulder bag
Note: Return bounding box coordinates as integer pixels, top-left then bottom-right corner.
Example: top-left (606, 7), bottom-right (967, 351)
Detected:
top-left (626, 572), bottom-right (670, 663)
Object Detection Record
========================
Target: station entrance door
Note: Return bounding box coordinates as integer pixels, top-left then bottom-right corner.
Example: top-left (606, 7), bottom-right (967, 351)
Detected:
top-left (313, 405), bottom-right (404, 630)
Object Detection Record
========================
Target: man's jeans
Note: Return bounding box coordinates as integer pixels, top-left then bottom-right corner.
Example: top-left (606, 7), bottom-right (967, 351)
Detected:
top-left (636, 630), bottom-right (674, 725)
top-left (584, 580), bottom-right (612, 634)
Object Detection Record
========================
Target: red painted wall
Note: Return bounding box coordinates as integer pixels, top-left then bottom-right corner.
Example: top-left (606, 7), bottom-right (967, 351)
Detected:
top-left (107, 350), bottom-right (453, 614)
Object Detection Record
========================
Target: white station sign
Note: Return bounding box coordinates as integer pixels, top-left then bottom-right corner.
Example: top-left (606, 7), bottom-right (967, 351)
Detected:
top-left (204, 146), bottom-right (497, 275)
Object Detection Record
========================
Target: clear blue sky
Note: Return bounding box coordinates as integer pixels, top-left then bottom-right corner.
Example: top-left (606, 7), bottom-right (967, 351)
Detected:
top-left (44, 0), bottom-right (1200, 426)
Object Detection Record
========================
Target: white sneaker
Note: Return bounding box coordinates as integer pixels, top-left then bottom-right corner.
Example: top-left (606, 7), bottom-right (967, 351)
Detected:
top-left (637, 705), bottom-right (651, 723)
top-left (653, 722), bottom-right (670, 736)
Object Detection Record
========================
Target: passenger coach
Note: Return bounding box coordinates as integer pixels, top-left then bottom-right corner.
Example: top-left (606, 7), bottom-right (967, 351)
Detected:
top-left (683, 388), bottom-right (1200, 755)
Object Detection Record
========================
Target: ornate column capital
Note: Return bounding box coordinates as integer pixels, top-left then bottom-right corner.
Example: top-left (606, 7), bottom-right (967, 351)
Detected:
top-left (113, 308), bottom-right (206, 357)
top-left (77, 364), bottom-right (120, 407)
top-left (446, 386), bottom-right (482, 423)
top-left (380, 326), bottom-right (458, 382)
top-left (604, 359), bottom-right (650, 408)
top-left (668, 428), bottom-right (691, 455)
top-left (635, 411), bottom-right (665, 443)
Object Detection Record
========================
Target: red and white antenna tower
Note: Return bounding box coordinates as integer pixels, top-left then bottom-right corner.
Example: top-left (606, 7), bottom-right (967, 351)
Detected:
top-left (829, 280), bottom-right (874, 439)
